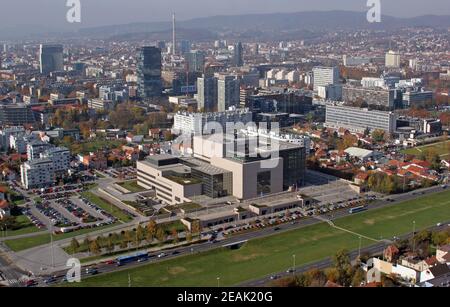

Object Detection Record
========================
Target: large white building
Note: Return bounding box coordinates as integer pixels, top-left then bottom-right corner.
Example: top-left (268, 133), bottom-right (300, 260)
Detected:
top-left (0, 126), bottom-right (25, 151)
top-left (325, 103), bottom-right (397, 134)
top-left (20, 146), bottom-right (70, 189)
top-left (385, 50), bottom-right (401, 68)
top-left (313, 66), bottom-right (340, 92)
top-left (172, 108), bottom-right (253, 136)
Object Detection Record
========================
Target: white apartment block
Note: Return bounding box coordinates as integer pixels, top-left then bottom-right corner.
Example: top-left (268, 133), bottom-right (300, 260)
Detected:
top-left (385, 50), bottom-right (401, 68)
top-left (172, 108), bottom-right (253, 136)
top-left (0, 126), bottom-right (25, 150)
top-left (313, 66), bottom-right (340, 92)
top-left (20, 146), bottom-right (70, 189)
top-left (325, 103), bottom-right (397, 134)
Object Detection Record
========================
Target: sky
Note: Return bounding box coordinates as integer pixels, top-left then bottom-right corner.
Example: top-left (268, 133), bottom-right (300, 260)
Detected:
top-left (1, 0), bottom-right (450, 30)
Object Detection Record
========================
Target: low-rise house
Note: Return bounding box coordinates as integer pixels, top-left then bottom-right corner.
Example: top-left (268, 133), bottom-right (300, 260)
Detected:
top-left (79, 152), bottom-right (107, 170)
top-left (0, 199), bottom-right (10, 219)
top-left (384, 245), bottom-right (400, 263)
top-left (419, 263), bottom-right (450, 283)
top-left (436, 245), bottom-right (450, 264)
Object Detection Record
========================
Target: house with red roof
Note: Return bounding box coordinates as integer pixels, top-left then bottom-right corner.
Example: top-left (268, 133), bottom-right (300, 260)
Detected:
top-left (0, 199), bottom-right (10, 219)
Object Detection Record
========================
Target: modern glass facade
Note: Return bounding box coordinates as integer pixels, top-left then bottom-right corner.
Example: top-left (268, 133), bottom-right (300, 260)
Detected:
top-left (137, 46), bottom-right (162, 98)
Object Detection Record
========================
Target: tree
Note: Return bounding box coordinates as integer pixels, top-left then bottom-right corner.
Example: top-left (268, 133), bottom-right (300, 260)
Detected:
top-left (69, 238), bottom-right (80, 254)
top-left (332, 249), bottom-right (353, 286)
top-left (432, 231), bottom-right (449, 246)
top-left (186, 232), bottom-right (193, 243)
top-left (351, 268), bottom-right (366, 287)
top-left (89, 240), bottom-right (101, 255)
top-left (146, 220), bottom-right (157, 242)
top-left (106, 237), bottom-right (115, 254)
top-left (136, 225), bottom-right (145, 242)
top-left (156, 227), bottom-right (166, 243)
top-left (171, 228), bottom-right (179, 244)
top-left (305, 269), bottom-right (327, 287)
top-left (372, 129), bottom-right (386, 143)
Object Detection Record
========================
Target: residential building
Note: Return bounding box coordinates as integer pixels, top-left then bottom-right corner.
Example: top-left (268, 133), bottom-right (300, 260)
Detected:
top-left (342, 86), bottom-right (397, 108)
top-left (217, 75), bottom-right (240, 112)
top-left (172, 108), bottom-right (253, 136)
top-left (313, 66), bottom-right (340, 92)
top-left (185, 50), bottom-right (205, 73)
top-left (196, 75), bottom-right (218, 112)
top-left (0, 103), bottom-right (36, 126)
top-left (325, 103), bottom-right (397, 134)
top-left (385, 50), bottom-right (401, 68)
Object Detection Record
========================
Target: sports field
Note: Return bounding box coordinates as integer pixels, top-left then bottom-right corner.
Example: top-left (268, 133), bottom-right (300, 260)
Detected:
top-left (70, 190), bottom-right (450, 287)
top-left (402, 140), bottom-right (450, 160)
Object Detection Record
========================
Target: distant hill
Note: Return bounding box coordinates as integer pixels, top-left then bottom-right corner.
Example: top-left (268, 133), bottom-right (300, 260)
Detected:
top-left (2, 11), bottom-right (450, 40)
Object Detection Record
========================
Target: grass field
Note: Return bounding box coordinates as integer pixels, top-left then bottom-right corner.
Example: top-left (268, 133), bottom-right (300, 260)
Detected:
top-left (402, 140), bottom-right (450, 160)
top-left (117, 181), bottom-right (146, 193)
top-left (1, 215), bottom-right (40, 237)
top-left (81, 191), bottom-right (133, 223)
top-left (70, 190), bottom-right (450, 287)
top-left (4, 222), bottom-right (121, 252)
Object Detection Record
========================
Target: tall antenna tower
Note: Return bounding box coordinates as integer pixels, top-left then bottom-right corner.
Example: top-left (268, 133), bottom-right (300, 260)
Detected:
top-left (172, 13), bottom-right (176, 55)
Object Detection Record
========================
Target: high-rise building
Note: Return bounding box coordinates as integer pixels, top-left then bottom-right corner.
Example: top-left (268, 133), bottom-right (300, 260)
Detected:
top-left (180, 40), bottom-right (191, 55)
top-left (217, 75), bottom-right (240, 112)
top-left (233, 42), bottom-right (244, 67)
top-left (385, 50), bottom-right (401, 68)
top-left (186, 51), bottom-right (205, 73)
top-left (39, 44), bottom-right (64, 75)
top-left (197, 75), bottom-right (218, 112)
top-left (137, 46), bottom-right (162, 98)
top-left (312, 66), bottom-right (339, 92)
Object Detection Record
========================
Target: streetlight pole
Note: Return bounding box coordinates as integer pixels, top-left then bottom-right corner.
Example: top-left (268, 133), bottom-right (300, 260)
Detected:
top-left (292, 254), bottom-right (296, 274)
top-left (217, 277), bottom-right (220, 288)
top-left (358, 236), bottom-right (362, 260)
top-left (412, 221), bottom-right (416, 254)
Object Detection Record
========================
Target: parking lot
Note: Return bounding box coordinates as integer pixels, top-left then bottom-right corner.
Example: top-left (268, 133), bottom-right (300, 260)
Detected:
top-left (103, 167), bottom-right (136, 180)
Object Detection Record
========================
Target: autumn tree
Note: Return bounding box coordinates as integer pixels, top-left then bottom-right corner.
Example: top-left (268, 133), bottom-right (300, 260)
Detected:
top-left (146, 220), bottom-right (157, 242)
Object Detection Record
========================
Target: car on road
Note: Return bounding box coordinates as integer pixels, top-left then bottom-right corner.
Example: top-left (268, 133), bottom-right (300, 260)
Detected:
top-left (270, 275), bottom-right (279, 280)
top-left (274, 227), bottom-right (281, 231)
top-left (86, 267), bottom-right (99, 275)
top-left (158, 252), bottom-right (167, 258)
top-left (44, 276), bottom-right (56, 284)
top-left (286, 269), bottom-right (294, 273)
top-left (25, 279), bottom-right (37, 287)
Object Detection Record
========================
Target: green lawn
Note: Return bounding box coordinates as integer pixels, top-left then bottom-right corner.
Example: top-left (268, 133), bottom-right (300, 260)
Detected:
top-left (70, 190), bottom-right (450, 287)
top-left (402, 140), bottom-right (450, 158)
top-left (81, 191), bottom-right (132, 223)
top-left (1, 215), bottom-right (41, 237)
top-left (4, 222), bottom-right (121, 252)
top-left (117, 181), bottom-right (146, 193)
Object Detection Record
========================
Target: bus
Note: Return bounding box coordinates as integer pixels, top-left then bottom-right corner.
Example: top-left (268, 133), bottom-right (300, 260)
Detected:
top-left (116, 252), bottom-right (149, 266)
top-left (349, 206), bottom-right (367, 214)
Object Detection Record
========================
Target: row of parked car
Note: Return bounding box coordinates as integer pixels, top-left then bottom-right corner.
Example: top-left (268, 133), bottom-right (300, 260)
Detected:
top-left (80, 197), bottom-right (118, 223)
top-left (56, 199), bottom-right (100, 224)
top-left (35, 201), bottom-right (77, 228)
top-left (21, 207), bottom-right (46, 229)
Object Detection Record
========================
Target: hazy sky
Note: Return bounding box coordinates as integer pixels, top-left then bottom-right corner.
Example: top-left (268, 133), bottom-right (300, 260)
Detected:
top-left (2, 0), bottom-right (450, 29)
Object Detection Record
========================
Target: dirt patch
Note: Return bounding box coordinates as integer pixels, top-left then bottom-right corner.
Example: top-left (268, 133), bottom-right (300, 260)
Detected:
top-left (364, 219), bottom-right (375, 225)
top-left (232, 253), bottom-right (263, 262)
top-left (168, 266), bottom-right (187, 275)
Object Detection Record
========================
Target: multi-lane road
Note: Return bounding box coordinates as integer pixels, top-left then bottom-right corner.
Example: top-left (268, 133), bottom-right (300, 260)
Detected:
top-left (28, 184), bottom-right (449, 287)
